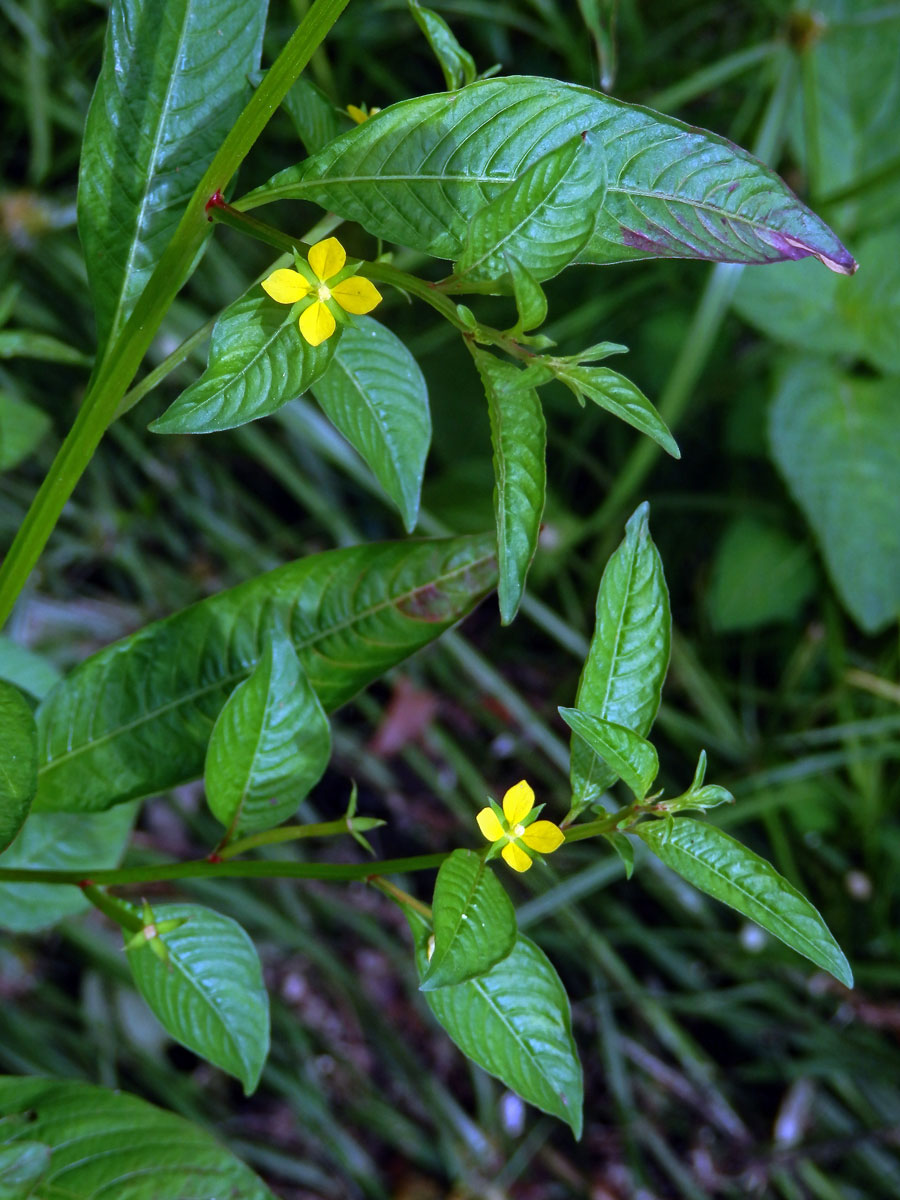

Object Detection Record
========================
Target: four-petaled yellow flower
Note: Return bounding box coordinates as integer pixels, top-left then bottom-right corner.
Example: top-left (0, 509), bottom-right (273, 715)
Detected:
top-left (261, 237), bottom-right (382, 347)
top-left (476, 780), bottom-right (564, 872)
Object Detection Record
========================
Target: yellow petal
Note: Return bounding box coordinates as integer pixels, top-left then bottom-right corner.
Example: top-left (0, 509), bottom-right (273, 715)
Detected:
top-left (502, 780), bottom-right (534, 826)
top-left (347, 104), bottom-right (368, 124)
top-left (476, 807), bottom-right (504, 842)
top-left (298, 301), bottom-right (336, 347)
top-left (261, 269), bottom-right (310, 305)
top-left (501, 841), bottom-right (533, 872)
top-left (521, 820), bottom-right (565, 855)
top-left (308, 237), bottom-right (346, 283)
top-left (331, 276), bottom-right (383, 315)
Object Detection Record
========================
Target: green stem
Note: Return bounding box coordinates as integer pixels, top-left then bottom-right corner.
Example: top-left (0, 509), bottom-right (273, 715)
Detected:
top-left (81, 883), bottom-right (142, 931)
top-left (218, 817), bottom-right (385, 860)
top-left (208, 199), bottom-right (540, 361)
top-left (369, 877), bottom-right (433, 919)
top-left (0, 0), bottom-right (350, 631)
top-left (0, 852), bottom-right (448, 888)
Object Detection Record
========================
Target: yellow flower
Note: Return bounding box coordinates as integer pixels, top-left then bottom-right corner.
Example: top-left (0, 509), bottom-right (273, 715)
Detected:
top-left (347, 103), bottom-right (381, 124)
top-left (261, 237), bottom-right (382, 347)
top-left (476, 780), bottom-right (564, 872)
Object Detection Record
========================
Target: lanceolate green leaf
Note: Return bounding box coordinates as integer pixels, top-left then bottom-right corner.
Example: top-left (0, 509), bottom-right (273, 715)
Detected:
top-left (0, 1077), bottom-right (275, 1199)
top-left (150, 289), bottom-right (337, 435)
top-left (558, 708), bottom-right (658, 801)
top-left (556, 363), bottom-right (679, 457)
top-left (311, 317), bottom-right (431, 533)
top-left (0, 393), bottom-right (52, 473)
top-left (769, 362), bottom-right (900, 634)
top-left (205, 628), bottom-right (331, 836)
top-left (409, 0), bottom-right (476, 91)
top-left (571, 503), bottom-right (670, 809)
top-left (473, 349), bottom-right (546, 625)
top-left (282, 76), bottom-right (347, 155)
top-left (127, 903), bottom-right (270, 1094)
top-left (244, 76), bottom-right (854, 273)
top-left (0, 680), bottom-right (37, 852)
top-left (636, 818), bottom-right (853, 987)
top-left (410, 915), bottom-right (583, 1135)
top-left (78, 0), bottom-right (267, 354)
top-left (34, 535), bottom-right (497, 813)
top-left (454, 133), bottom-right (606, 283)
top-left (0, 805), bottom-right (137, 933)
top-left (421, 849), bottom-right (517, 990)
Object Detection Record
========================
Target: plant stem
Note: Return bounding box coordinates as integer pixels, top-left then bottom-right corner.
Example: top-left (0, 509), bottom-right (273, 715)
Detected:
top-left (81, 883), bottom-right (142, 931)
top-left (369, 877), bottom-right (433, 919)
top-left (218, 817), bottom-right (385, 860)
top-left (0, 853), bottom-right (448, 888)
top-left (0, 0), bottom-right (351, 631)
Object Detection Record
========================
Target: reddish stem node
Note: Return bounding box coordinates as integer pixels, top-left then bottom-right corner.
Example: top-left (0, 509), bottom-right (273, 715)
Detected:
top-left (205, 191), bottom-right (226, 219)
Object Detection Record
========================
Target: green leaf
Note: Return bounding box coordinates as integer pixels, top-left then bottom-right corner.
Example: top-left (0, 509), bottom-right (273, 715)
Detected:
top-left (636, 817), bottom-right (853, 987)
top-left (571, 503), bottom-right (671, 810)
top-left (604, 831), bottom-right (634, 879)
top-left (455, 133), bottom-right (606, 284)
top-left (733, 228), bottom-right (900, 376)
top-left (0, 1076), bottom-right (275, 1198)
top-left (78, 0), bottom-right (266, 354)
top-left (555, 363), bottom-right (679, 457)
top-left (150, 288), bottom-right (338, 435)
top-left (421, 849), bottom-right (517, 990)
top-left (127, 902), bottom-right (269, 1094)
top-left (282, 75), bottom-right (347, 155)
top-left (205, 627), bottom-right (331, 837)
top-left (311, 316), bottom-right (431, 532)
top-left (0, 805), bottom-right (136, 933)
top-left (0, 681), bottom-right (37, 852)
top-left (410, 915), bottom-right (583, 1136)
top-left (558, 708), bottom-right (658, 801)
top-left (706, 517), bottom-right (816, 633)
top-left (472, 349), bottom-right (546, 624)
top-left (769, 361), bottom-right (900, 634)
top-left (0, 331), bottom-right (90, 366)
top-left (408, 0), bottom-right (476, 91)
top-left (34, 535), bottom-right (497, 813)
top-left (0, 394), bottom-right (52, 473)
top-left (506, 255), bottom-right (547, 332)
top-left (0, 1141), bottom-right (51, 1198)
top-left (246, 76), bottom-right (854, 273)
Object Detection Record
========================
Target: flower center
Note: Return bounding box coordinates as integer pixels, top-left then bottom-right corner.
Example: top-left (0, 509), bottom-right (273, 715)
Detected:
top-left (317, 284), bottom-right (332, 301)
top-left (513, 823), bottom-right (525, 837)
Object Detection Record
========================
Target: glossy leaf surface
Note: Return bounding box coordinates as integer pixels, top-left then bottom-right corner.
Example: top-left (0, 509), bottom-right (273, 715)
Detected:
top-left (557, 363), bottom-right (679, 457)
top-left (770, 361), bottom-right (900, 634)
top-left (0, 1077), bottom-right (275, 1198)
top-left (571, 503), bottom-right (670, 808)
top-left (473, 349), bottom-right (546, 624)
top-left (205, 628), bottom-right (331, 836)
top-left (311, 317), bottom-right (431, 532)
top-left (455, 133), bottom-right (605, 283)
top-left (150, 289), bottom-right (337, 434)
top-left (247, 76), bottom-right (854, 273)
top-left (558, 708), bottom-right (658, 801)
top-left (410, 915), bottom-right (583, 1135)
top-left (637, 818), bottom-right (853, 987)
top-left (34, 536), bottom-right (497, 812)
top-left (127, 902), bottom-right (269, 1094)
top-left (734, 228), bottom-right (900, 375)
top-left (409, 0), bottom-right (476, 91)
top-left (0, 680), bottom-right (37, 852)
top-left (78, 0), bottom-right (266, 353)
top-left (421, 849), bottom-right (517, 990)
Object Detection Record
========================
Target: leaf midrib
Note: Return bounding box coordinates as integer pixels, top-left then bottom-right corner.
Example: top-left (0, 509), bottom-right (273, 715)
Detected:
top-left (38, 550), bottom-right (494, 778)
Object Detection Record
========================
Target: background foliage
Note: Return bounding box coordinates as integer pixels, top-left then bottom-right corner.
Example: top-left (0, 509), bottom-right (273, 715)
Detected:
top-left (1, 1), bottom-right (898, 1197)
